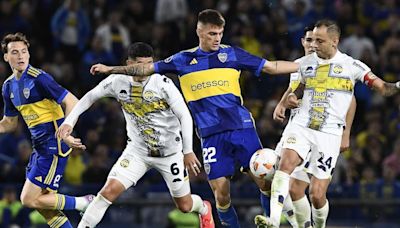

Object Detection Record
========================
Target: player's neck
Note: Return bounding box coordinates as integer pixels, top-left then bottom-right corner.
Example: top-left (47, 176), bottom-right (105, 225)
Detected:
top-left (13, 69), bottom-right (24, 79)
top-left (320, 49), bottom-right (338, 60)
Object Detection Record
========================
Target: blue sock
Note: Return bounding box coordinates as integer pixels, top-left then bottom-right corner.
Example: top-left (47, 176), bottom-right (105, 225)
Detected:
top-left (217, 204), bottom-right (240, 227)
top-left (55, 194), bottom-right (76, 210)
top-left (260, 191), bottom-right (271, 216)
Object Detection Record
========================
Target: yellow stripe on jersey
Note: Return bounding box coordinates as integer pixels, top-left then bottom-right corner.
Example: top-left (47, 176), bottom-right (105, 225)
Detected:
top-left (16, 99), bottom-right (64, 127)
top-left (305, 64), bottom-right (353, 130)
top-left (180, 68), bottom-right (241, 102)
top-left (27, 67), bottom-right (41, 77)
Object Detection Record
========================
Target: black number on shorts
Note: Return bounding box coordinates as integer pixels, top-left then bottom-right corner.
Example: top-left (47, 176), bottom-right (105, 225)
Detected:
top-left (317, 156), bottom-right (332, 172)
top-left (170, 163), bottom-right (179, 175)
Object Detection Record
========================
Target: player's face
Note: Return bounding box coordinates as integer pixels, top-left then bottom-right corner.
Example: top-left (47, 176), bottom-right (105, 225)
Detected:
top-left (3, 41), bottom-right (30, 74)
top-left (301, 31), bottom-right (315, 55)
top-left (197, 23), bottom-right (224, 52)
top-left (311, 26), bottom-right (338, 59)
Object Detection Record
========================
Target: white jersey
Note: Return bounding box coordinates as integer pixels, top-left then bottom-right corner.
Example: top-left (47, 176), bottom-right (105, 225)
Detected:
top-left (293, 51), bottom-right (370, 135)
top-left (288, 58), bottom-right (303, 121)
top-left (64, 73), bottom-right (193, 157)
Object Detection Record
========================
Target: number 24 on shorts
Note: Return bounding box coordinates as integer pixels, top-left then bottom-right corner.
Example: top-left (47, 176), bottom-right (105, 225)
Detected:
top-left (203, 147), bottom-right (217, 163)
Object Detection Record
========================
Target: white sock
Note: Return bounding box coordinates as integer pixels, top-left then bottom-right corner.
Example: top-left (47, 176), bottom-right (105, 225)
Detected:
top-left (78, 194), bottom-right (112, 228)
top-left (75, 196), bottom-right (90, 211)
top-left (282, 194), bottom-right (298, 228)
top-left (270, 170), bottom-right (290, 227)
top-left (292, 196), bottom-right (311, 228)
top-left (190, 194), bottom-right (207, 215)
top-left (312, 200), bottom-right (329, 228)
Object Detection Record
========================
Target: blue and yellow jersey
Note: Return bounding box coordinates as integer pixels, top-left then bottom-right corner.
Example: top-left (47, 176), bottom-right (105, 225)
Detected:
top-left (2, 65), bottom-right (68, 147)
top-left (154, 45), bottom-right (266, 137)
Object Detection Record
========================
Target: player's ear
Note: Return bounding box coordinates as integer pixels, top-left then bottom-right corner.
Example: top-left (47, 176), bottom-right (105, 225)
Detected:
top-left (3, 53), bottom-right (8, 62)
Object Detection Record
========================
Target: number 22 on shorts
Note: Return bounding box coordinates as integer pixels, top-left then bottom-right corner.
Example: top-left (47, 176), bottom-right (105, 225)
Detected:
top-left (203, 147), bottom-right (217, 163)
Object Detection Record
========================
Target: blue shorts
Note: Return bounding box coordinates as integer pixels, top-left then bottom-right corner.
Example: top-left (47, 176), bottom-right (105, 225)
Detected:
top-left (26, 139), bottom-right (71, 191)
top-left (201, 127), bottom-right (262, 180)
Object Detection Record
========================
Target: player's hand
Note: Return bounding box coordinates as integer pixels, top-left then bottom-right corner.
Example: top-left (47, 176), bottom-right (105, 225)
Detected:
top-left (90, 63), bottom-right (113, 75)
top-left (340, 130), bottom-right (350, 153)
top-left (285, 93), bottom-right (299, 109)
top-left (56, 124), bottom-right (73, 139)
top-left (184, 152), bottom-right (202, 176)
top-left (63, 135), bottom-right (86, 150)
top-left (273, 103), bottom-right (286, 122)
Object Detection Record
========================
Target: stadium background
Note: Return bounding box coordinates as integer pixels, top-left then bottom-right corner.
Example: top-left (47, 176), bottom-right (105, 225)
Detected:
top-left (0, 0), bottom-right (399, 227)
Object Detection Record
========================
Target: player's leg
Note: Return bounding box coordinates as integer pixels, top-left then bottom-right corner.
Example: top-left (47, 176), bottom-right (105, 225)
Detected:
top-left (307, 132), bottom-right (341, 228)
top-left (290, 170), bottom-right (311, 228)
top-left (201, 132), bottom-right (239, 227)
top-left (268, 125), bottom-right (311, 227)
top-left (78, 178), bottom-right (125, 228)
top-left (233, 127), bottom-right (273, 217)
top-left (309, 177), bottom-right (330, 228)
top-left (157, 152), bottom-right (214, 228)
top-left (21, 148), bottom-right (93, 211)
top-left (79, 149), bottom-right (149, 228)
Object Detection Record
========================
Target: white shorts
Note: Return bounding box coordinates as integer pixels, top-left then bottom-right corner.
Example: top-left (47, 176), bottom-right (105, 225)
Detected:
top-left (275, 136), bottom-right (310, 184)
top-left (281, 123), bottom-right (341, 179)
top-left (107, 145), bottom-right (190, 198)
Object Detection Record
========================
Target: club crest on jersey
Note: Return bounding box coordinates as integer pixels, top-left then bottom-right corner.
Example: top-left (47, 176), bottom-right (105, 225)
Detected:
top-left (217, 53), bottom-right (228, 63)
top-left (120, 159), bottom-right (130, 168)
top-left (286, 136), bottom-right (296, 144)
top-left (23, 88), bottom-right (30, 99)
top-left (204, 163), bottom-right (211, 175)
top-left (143, 90), bottom-right (155, 101)
top-left (332, 65), bottom-right (343, 74)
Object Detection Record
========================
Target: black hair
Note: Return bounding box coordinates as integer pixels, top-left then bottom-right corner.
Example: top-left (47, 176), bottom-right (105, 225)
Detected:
top-left (198, 9), bottom-right (225, 27)
top-left (128, 42), bottom-right (154, 60)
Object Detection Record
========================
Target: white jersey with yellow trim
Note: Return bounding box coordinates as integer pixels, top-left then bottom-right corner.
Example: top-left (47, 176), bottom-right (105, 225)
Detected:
top-left (293, 51), bottom-right (370, 135)
top-left (64, 73), bottom-right (193, 157)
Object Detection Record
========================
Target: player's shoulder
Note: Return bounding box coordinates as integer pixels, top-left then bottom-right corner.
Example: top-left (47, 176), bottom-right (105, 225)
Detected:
top-left (26, 65), bottom-right (45, 78)
top-left (3, 74), bottom-right (15, 84)
top-left (180, 46), bottom-right (199, 54)
top-left (151, 73), bottom-right (172, 84)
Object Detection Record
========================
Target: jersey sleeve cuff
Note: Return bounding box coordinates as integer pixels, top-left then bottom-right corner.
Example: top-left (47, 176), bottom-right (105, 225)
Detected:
top-left (256, 59), bottom-right (267, 77)
top-left (56, 90), bottom-right (68, 104)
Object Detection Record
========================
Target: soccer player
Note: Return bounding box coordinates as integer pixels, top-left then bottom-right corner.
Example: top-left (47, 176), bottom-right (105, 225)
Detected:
top-left (89, 9), bottom-right (299, 227)
top-left (263, 19), bottom-right (400, 228)
top-left (255, 26), bottom-right (356, 228)
top-left (56, 42), bottom-right (214, 228)
top-left (0, 32), bottom-right (93, 228)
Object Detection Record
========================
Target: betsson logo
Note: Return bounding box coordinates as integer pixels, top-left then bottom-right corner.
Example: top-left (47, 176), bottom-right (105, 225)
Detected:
top-left (191, 80), bottom-right (229, 91)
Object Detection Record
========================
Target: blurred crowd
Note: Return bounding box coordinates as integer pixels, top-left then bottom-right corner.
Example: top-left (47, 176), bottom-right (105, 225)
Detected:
top-left (0, 0), bottom-right (400, 223)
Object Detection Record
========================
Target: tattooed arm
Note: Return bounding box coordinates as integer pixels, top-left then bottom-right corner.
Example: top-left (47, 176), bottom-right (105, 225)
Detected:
top-left (365, 72), bottom-right (400, 96)
top-left (90, 63), bottom-right (155, 76)
top-left (262, 60), bottom-right (299, 75)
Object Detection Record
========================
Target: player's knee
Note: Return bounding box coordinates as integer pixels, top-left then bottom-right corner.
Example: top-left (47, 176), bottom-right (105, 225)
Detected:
top-left (100, 185), bottom-right (118, 202)
top-left (309, 189), bottom-right (326, 206)
top-left (289, 186), bottom-right (304, 201)
top-left (176, 202), bottom-right (192, 213)
top-left (20, 194), bottom-right (37, 208)
top-left (215, 194), bottom-right (230, 207)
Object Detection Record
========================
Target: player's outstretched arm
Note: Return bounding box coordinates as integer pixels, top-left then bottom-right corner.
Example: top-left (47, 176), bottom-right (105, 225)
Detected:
top-left (366, 72), bottom-right (400, 96)
top-left (62, 92), bottom-right (79, 116)
top-left (262, 60), bottom-right (299, 75)
top-left (90, 63), bottom-right (155, 76)
top-left (0, 116), bottom-right (18, 133)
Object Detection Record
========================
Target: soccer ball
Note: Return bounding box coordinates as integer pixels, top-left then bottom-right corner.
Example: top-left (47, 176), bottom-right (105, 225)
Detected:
top-left (249, 148), bottom-right (277, 180)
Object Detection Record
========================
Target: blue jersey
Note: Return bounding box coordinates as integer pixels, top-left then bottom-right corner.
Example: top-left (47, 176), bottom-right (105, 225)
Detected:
top-left (2, 65), bottom-right (68, 149)
top-left (154, 45), bottom-right (266, 137)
